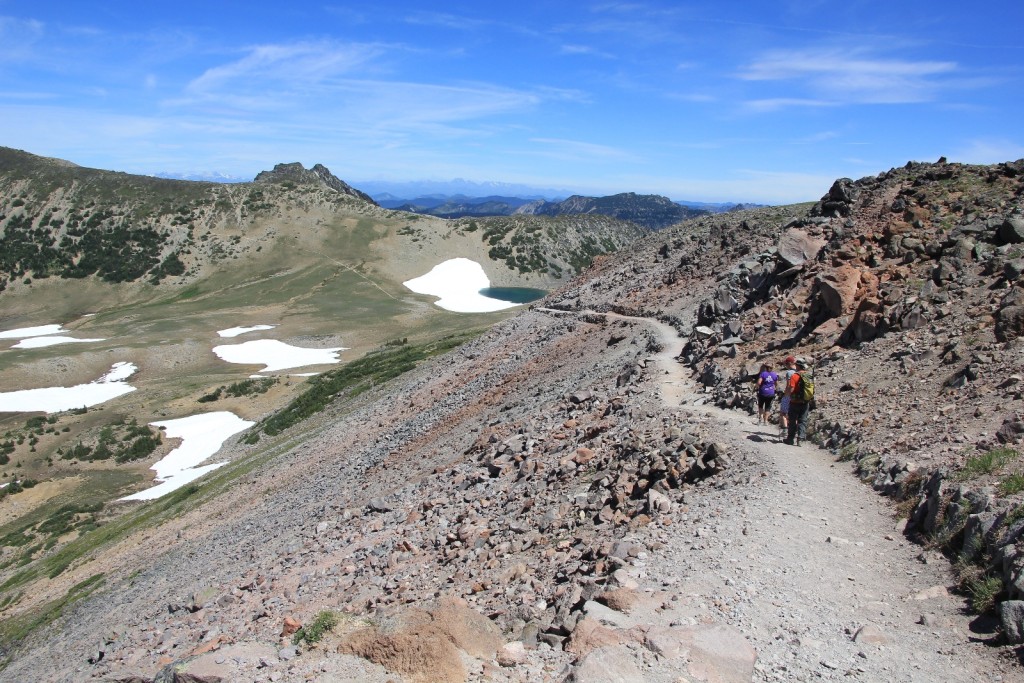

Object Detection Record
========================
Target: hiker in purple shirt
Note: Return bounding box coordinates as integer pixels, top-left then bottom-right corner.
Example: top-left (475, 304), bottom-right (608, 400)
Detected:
top-left (755, 363), bottom-right (779, 425)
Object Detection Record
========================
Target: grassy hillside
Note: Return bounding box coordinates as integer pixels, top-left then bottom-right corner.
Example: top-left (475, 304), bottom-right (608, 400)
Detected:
top-left (0, 147), bottom-right (648, 582)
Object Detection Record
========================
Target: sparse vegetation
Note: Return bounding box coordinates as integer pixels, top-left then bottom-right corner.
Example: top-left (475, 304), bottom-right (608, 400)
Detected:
top-left (0, 573), bottom-right (105, 655)
top-left (199, 378), bottom-right (277, 403)
top-left (957, 447), bottom-right (1018, 481)
top-left (954, 558), bottom-right (1002, 613)
top-left (292, 610), bottom-right (340, 645)
top-left (0, 501), bottom-right (104, 558)
top-left (246, 332), bottom-right (480, 441)
top-left (856, 453), bottom-right (881, 479)
top-left (1006, 505), bottom-right (1024, 529)
top-left (837, 443), bottom-right (859, 461)
top-left (60, 419), bottom-right (162, 464)
top-left (894, 469), bottom-right (927, 519)
top-left (999, 473), bottom-right (1024, 496)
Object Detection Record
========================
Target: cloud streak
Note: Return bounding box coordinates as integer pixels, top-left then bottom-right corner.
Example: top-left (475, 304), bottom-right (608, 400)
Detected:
top-left (186, 41), bottom-right (385, 94)
top-left (738, 46), bottom-right (963, 105)
top-left (0, 16), bottom-right (45, 63)
top-left (164, 40), bottom-right (549, 148)
top-left (527, 137), bottom-right (640, 163)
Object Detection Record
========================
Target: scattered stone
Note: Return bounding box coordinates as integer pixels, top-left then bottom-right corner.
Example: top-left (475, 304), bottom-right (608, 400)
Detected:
top-left (281, 616), bottom-right (301, 638)
top-left (597, 588), bottom-right (641, 614)
top-left (565, 617), bottom-right (628, 657)
top-left (496, 641), bottom-right (527, 667)
top-left (913, 586), bottom-right (950, 601)
top-left (854, 623), bottom-right (890, 645)
top-left (568, 645), bottom-right (645, 683)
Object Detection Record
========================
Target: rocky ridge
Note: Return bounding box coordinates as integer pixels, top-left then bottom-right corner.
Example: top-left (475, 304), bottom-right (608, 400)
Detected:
top-left (1, 159), bottom-right (1023, 681)
top-left (253, 162), bottom-right (376, 204)
top-left (514, 193), bottom-right (707, 231)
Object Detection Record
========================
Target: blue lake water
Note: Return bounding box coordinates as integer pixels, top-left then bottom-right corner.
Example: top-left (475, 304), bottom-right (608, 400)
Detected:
top-left (478, 287), bottom-right (547, 304)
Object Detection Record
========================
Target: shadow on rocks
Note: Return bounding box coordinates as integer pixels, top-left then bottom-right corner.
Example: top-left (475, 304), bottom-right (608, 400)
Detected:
top-left (967, 612), bottom-right (1002, 642)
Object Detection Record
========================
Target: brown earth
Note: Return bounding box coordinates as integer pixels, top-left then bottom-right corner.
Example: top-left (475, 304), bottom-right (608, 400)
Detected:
top-left (1, 159), bottom-right (1023, 682)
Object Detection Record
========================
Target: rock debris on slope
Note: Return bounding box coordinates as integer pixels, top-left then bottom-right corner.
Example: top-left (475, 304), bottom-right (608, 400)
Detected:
top-left (3, 159), bottom-right (1024, 682)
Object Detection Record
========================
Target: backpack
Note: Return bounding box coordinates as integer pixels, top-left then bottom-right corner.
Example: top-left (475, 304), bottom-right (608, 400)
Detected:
top-left (795, 371), bottom-right (815, 403)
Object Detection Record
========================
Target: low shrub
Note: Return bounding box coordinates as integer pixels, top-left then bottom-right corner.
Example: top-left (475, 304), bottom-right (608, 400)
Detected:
top-left (293, 610), bottom-right (340, 645)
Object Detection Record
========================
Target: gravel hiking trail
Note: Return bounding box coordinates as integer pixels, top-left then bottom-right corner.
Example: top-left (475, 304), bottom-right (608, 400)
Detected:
top-left (602, 311), bottom-right (1016, 682)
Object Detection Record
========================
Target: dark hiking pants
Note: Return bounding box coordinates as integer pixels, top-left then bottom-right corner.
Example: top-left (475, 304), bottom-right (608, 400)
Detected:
top-left (787, 401), bottom-right (808, 443)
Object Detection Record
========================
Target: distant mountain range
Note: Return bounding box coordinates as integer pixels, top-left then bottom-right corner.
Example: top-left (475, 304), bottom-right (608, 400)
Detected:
top-left (152, 171), bottom-right (249, 183)
top-left (512, 193), bottom-right (707, 231)
top-left (377, 191), bottom-right (759, 230)
top-left (152, 172), bottom-right (761, 230)
top-left (353, 178), bottom-right (572, 201)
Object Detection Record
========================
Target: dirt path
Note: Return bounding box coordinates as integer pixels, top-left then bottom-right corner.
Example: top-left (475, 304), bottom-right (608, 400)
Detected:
top-left (585, 311), bottom-right (1015, 681)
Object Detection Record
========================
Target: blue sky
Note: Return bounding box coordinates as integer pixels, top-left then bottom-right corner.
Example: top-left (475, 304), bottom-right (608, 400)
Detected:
top-left (0, 1), bottom-right (1021, 203)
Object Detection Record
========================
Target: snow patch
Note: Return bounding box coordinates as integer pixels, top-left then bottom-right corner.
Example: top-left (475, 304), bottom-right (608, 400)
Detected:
top-left (120, 411), bottom-right (254, 501)
top-left (217, 324), bottom-right (276, 338)
top-left (403, 258), bottom-right (522, 313)
top-left (0, 362), bottom-right (138, 413)
top-left (0, 324), bottom-right (66, 339)
top-left (212, 339), bottom-right (346, 372)
top-left (13, 335), bottom-right (105, 349)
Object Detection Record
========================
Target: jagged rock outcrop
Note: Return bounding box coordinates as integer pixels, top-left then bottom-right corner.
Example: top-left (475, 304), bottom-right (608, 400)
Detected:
top-left (253, 162), bottom-right (376, 204)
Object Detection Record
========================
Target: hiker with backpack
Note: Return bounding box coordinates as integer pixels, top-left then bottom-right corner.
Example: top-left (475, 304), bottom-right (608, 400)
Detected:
top-left (784, 358), bottom-right (814, 445)
top-left (755, 363), bottom-right (779, 425)
top-left (778, 355), bottom-right (797, 436)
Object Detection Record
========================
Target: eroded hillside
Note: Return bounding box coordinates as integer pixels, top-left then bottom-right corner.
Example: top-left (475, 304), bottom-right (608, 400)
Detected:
top-left (0, 148), bottom-right (648, 585)
top-left (1, 159), bottom-right (1022, 682)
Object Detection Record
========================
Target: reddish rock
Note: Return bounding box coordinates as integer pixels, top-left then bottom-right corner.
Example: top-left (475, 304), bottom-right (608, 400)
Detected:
top-left (573, 447), bottom-right (597, 465)
top-left (597, 588), bottom-right (641, 614)
top-left (565, 617), bottom-right (626, 656)
top-left (281, 616), bottom-right (301, 637)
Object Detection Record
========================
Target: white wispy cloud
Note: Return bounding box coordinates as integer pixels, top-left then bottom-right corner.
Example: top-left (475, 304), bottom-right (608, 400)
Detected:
top-left (169, 40), bottom-right (549, 143)
top-left (578, 2), bottom-right (683, 44)
top-left (743, 97), bottom-right (836, 112)
top-left (186, 41), bottom-right (385, 95)
top-left (0, 91), bottom-right (58, 100)
top-left (952, 138), bottom-right (1024, 165)
top-left (402, 11), bottom-right (496, 32)
top-left (345, 80), bottom-right (542, 130)
top-left (667, 92), bottom-right (716, 103)
top-left (401, 10), bottom-right (542, 41)
top-left (527, 137), bottom-right (640, 162)
top-left (738, 46), bottom-right (963, 105)
top-left (560, 44), bottom-right (616, 59)
top-left (796, 131), bottom-right (839, 144)
top-left (0, 16), bottom-right (45, 62)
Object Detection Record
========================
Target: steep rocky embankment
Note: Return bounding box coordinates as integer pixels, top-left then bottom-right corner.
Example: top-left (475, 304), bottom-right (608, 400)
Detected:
top-left (549, 159), bottom-right (1024, 627)
top-left (2, 160), bottom-right (1023, 682)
